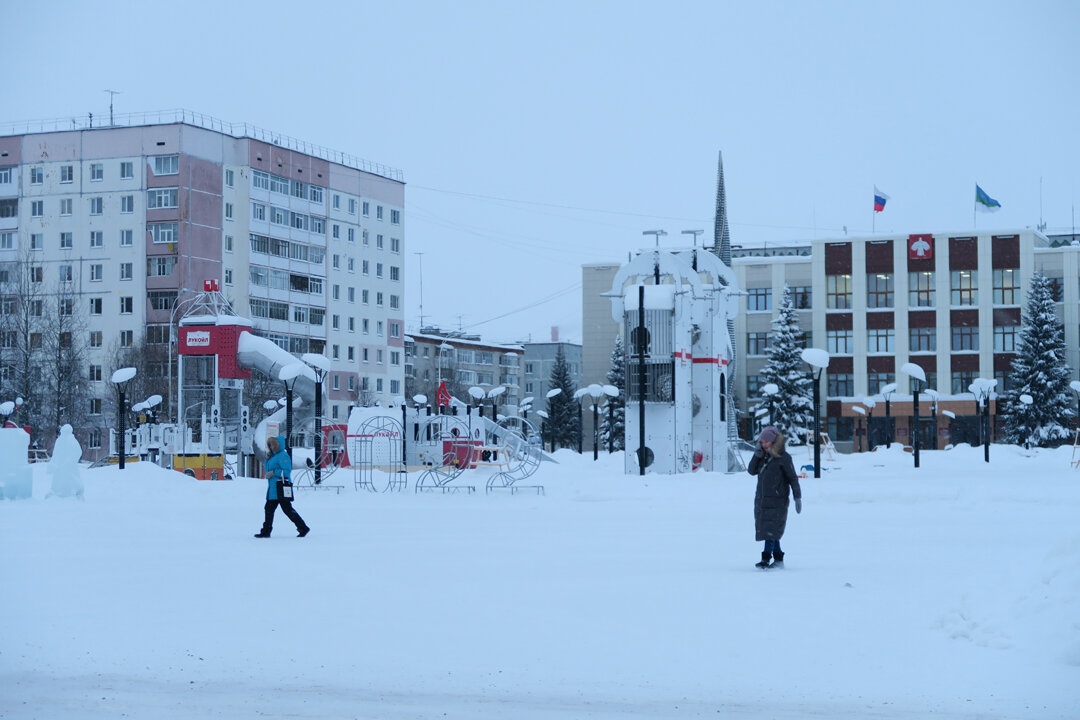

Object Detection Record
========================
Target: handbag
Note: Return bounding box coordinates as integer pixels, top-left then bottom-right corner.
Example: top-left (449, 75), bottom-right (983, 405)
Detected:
top-left (276, 479), bottom-right (295, 501)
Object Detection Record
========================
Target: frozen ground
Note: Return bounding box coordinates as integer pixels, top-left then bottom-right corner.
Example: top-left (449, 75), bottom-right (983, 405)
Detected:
top-left (2, 443), bottom-right (1078, 719)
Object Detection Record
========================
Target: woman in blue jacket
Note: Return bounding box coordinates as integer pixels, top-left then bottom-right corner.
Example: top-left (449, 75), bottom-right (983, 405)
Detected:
top-left (254, 435), bottom-right (310, 538)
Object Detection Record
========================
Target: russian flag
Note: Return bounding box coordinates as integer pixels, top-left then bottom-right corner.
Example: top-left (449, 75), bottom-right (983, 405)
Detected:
top-left (873, 186), bottom-right (890, 213)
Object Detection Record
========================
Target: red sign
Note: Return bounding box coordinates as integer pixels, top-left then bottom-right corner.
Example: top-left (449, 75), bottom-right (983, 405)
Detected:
top-left (437, 381), bottom-right (452, 407)
top-left (908, 234), bottom-right (933, 260)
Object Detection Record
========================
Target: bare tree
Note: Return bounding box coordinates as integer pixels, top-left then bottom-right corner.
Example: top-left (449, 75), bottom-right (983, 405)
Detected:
top-left (0, 254), bottom-right (50, 446)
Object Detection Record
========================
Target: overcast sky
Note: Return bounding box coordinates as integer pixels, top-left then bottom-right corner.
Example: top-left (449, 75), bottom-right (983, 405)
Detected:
top-left (7, 1), bottom-right (1079, 345)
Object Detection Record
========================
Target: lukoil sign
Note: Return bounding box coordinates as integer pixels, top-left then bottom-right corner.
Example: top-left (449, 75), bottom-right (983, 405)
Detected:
top-left (186, 331), bottom-right (211, 347)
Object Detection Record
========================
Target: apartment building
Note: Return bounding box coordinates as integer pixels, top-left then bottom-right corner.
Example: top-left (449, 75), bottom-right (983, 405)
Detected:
top-left (0, 111), bottom-right (405, 447)
top-left (521, 341), bottom-right (583, 414)
top-left (405, 328), bottom-right (523, 410)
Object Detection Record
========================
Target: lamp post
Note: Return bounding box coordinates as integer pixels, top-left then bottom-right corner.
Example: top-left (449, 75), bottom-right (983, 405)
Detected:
top-left (681, 229), bottom-right (704, 247)
top-left (585, 384), bottom-right (606, 461)
top-left (968, 378), bottom-right (996, 463)
top-left (603, 384), bottom-right (619, 453)
top-left (853, 405), bottom-right (866, 452)
top-left (545, 387), bottom-right (562, 453)
top-left (880, 382), bottom-right (898, 448)
top-left (487, 385), bottom-right (506, 425)
top-left (800, 348), bottom-right (830, 479)
top-left (111, 367), bottom-right (137, 470)
top-left (642, 229), bottom-right (667, 247)
top-left (279, 363), bottom-right (314, 462)
top-left (1069, 381), bottom-right (1080, 431)
top-left (302, 353), bottom-right (331, 484)
top-left (536, 410), bottom-right (549, 449)
top-left (573, 387), bottom-right (588, 454)
top-left (863, 395), bottom-right (878, 450)
top-left (900, 363), bottom-right (926, 468)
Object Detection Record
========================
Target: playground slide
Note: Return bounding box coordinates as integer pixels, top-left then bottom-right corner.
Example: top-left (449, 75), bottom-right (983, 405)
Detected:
top-left (236, 331), bottom-right (318, 459)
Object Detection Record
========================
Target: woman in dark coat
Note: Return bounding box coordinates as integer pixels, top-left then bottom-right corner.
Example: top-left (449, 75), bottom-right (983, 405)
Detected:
top-left (747, 426), bottom-right (802, 569)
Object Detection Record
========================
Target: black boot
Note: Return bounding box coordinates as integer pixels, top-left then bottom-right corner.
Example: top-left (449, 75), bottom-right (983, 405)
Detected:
top-left (297, 525), bottom-right (310, 538)
top-left (254, 531), bottom-right (271, 538)
top-left (755, 551), bottom-right (771, 569)
top-left (770, 551), bottom-right (785, 569)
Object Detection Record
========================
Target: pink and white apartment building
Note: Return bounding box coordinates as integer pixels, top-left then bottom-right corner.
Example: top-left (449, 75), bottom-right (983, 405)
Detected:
top-left (0, 111), bottom-right (405, 423)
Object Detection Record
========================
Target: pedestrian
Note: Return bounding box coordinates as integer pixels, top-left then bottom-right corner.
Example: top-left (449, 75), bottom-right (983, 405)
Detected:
top-left (747, 426), bottom-right (801, 569)
top-left (254, 435), bottom-right (310, 538)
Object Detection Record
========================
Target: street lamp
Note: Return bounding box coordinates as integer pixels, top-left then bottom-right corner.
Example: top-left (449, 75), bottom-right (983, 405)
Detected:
top-left (800, 348), bottom-right (830, 479)
top-left (642, 229), bottom-right (667, 247)
top-left (279, 362), bottom-right (315, 462)
top-left (111, 367), bottom-right (137, 470)
top-left (900, 363), bottom-right (926, 468)
top-left (302, 353), bottom-right (331, 484)
top-left (573, 387), bottom-right (588, 454)
top-left (603, 384), bottom-right (619, 453)
top-left (880, 382), bottom-right (898, 448)
top-left (968, 378), bottom-right (997, 463)
top-left (585, 384), bottom-right (606, 461)
top-left (545, 387), bottom-right (562, 452)
top-left (681, 229), bottom-right (704, 247)
top-left (862, 395), bottom-right (878, 450)
top-left (487, 385), bottom-right (506, 423)
top-left (853, 405), bottom-right (866, 452)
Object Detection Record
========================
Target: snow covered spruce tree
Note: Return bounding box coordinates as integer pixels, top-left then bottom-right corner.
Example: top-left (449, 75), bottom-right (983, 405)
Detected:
top-left (545, 345), bottom-right (579, 450)
top-left (598, 336), bottom-right (626, 451)
top-left (757, 285), bottom-right (814, 443)
top-left (999, 270), bottom-right (1076, 447)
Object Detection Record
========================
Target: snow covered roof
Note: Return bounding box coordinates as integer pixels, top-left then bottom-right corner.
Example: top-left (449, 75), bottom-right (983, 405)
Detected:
top-left (407, 332), bottom-right (523, 353)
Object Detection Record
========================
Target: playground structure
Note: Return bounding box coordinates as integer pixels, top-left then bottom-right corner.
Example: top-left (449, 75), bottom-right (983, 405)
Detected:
top-left (109, 282), bottom-right (549, 490)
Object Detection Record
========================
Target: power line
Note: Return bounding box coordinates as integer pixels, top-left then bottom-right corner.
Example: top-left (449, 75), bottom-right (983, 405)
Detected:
top-left (458, 282), bottom-right (582, 330)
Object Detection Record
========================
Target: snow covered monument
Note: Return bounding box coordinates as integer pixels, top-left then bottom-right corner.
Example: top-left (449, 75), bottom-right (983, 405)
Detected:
top-left (607, 153), bottom-right (742, 474)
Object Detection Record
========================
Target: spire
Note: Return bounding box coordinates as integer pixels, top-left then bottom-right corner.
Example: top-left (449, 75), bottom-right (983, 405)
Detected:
top-left (712, 151), bottom-right (731, 266)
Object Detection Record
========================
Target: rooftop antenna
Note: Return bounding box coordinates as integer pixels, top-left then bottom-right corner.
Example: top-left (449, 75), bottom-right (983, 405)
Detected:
top-left (642, 229), bottom-right (666, 247)
top-left (104, 89), bottom-right (121, 125)
top-left (681, 229), bottom-right (704, 247)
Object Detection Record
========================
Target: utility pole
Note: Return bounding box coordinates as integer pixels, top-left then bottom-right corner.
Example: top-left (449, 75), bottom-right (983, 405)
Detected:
top-left (414, 251), bottom-right (425, 328)
top-left (104, 90), bottom-right (121, 125)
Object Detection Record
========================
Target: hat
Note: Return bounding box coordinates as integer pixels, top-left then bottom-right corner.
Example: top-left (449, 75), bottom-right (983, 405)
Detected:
top-left (758, 426), bottom-right (779, 443)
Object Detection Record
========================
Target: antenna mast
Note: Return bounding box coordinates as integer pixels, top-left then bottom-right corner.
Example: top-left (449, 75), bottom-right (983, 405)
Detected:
top-left (104, 89), bottom-right (121, 125)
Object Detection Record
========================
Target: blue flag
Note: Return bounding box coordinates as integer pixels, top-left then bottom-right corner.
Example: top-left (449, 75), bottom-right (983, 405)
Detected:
top-left (975, 184), bottom-right (1001, 212)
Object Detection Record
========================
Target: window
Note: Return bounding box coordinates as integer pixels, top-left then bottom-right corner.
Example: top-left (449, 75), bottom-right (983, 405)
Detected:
top-left (1047, 277), bottom-right (1064, 302)
top-left (362, 260), bottom-right (369, 275)
top-left (867, 328), bottom-right (894, 353)
top-left (347, 287), bottom-right (355, 302)
top-left (149, 222), bottom-right (178, 244)
top-left (147, 188), bottom-right (178, 209)
top-left (389, 322), bottom-right (401, 339)
top-left (332, 254), bottom-right (340, 269)
top-left (389, 294), bottom-right (400, 310)
top-left (89, 331), bottom-right (102, 347)
top-left (332, 224), bottom-right (340, 239)
top-left (826, 274), bottom-right (852, 309)
top-left (376, 292), bottom-right (384, 306)
top-left (376, 263), bottom-right (383, 278)
top-left (0, 232), bottom-right (12, 250)
top-left (391, 209), bottom-right (400, 224)
top-left (993, 324), bottom-right (1019, 352)
top-left (120, 161), bottom-right (134, 179)
top-left (120, 296), bottom-right (133, 314)
top-left (270, 206), bottom-right (288, 225)
top-left (377, 349), bottom-right (384, 364)
top-left (909, 327), bottom-right (936, 352)
top-left (332, 374), bottom-right (340, 390)
top-left (747, 332), bottom-right (768, 355)
top-left (951, 370), bottom-right (978, 395)
top-left (363, 230), bottom-right (369, 245)
top-left (992, 269), bottom-right (1020, 305)
top-left (89, 398), bottom-right (102, 415)
top-left (121, 195), bottom-right (135, 213)
top-left (120, 229), bottom-right (133, 247)
top-left (147, 256), bottom-right (177, 278)
top-left (786, 287), bottom-right (812, 310)
top-left (377, 321), bottom-right (384, 336)
top-left (90, 163), bottom-right (103, 181)
top-left (291, 180), bottom-right (308, 200)
top-left (827, 373), bottom-right (854, 396)
top-left (362, 289), bottom-right (369, 304)
top-left (347, 258), bottom-right (355, 273)
top-left (950, 270), bottom-right (978, 306)
top-left (153, 155), bottom-right (179, 175)
top-left (348, 317), bottom-right (355, 332)
top-left (31, 200), bottom-right (43, 217)
top-left (89, 197), bottom-right (103, 215)
top-left (377, 205), bottom-right (383, 220)
top-left (909, 271), bottom-right (935, 307)
top-left (60, 232), bottom-right (73, 249)
top-left (346, 227), bottom-right (354, 243)
top-left (347, 347), bottom-right (355, 361)
top-left (120, 330), bottom-right (133, 347)
top-left (390, 266), bottom-right (400, 281)
top-left (225, 202), bottom-right (234, 221)
top-left (826, 329), bottom-right (853, 354)
top-left (362, 318), bottom-right (370, 334)
top-left (89, 364), bottom-right (102, 382)
top-left (391, 237), bottom-right (400, 253)
top-left (225, 235), bottom-right (233, 252)
top-left (376, 234), bottom-right (384, 250)
top-left (31, 167), bottom-right (43, 184)
top-left (120, 262), bottom-right (133, 280)
top-left (867, 373), bottom-right (895, 395)
top-left (349, 198), bottom-right (356, 214)
top-left (224, 269), bottom-right (233, 285)
top-left (58, 297), bottom-right (73, 313)
top-left (252, 203), bottom-right (268, 222)
top-left (30, 233), bottom-right (43, 250)
top-left (310, 186), bottom-right (324, 204)
top-left (866, 273), bottom-right (894, 308)
top-left (362, 201), bottom-right (369, 216)
top-left (60, 198), bottom-right (72, 216)
top-left (90, 296), bottom-right (103, 313)
top-left (61, 165), bottom-right (74, 183)
top-left (225, 169), bottom-right (234, 187)
top-left (89, 265), bottom-right (103, 283)
top-left (951, 325), bottom-right (978, 351)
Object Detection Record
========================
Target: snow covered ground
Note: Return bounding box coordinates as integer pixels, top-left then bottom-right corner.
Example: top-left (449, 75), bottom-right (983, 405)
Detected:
top-left (2, 443), bottom-right (1078, 719)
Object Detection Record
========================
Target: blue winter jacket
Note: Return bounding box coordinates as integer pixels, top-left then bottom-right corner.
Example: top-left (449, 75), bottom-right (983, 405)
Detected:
top-left (265, 435), bottom-right (291, 500)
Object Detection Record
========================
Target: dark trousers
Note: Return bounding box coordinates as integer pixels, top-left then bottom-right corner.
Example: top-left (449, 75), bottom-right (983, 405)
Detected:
top-left (262, 499), bottom-right (307, 534)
